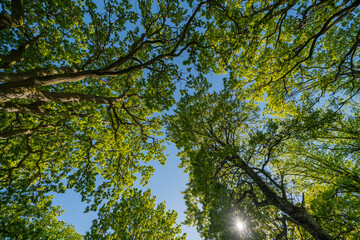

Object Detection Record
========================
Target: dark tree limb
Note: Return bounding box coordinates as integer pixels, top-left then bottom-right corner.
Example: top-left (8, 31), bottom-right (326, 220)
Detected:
top-left (0, 123), bottom-right (53, 139)
top-left (0, 102), bottom-right (46, 115)
top-left (0, 67), bottom-right (79, 83)
top-left (35, 91), bottom-right (127, 105)
top-left (229, 155), bottom-right (335, 240)
top-left (0, 0), bottom-right (24, 30)
top-left (0, 35), bottom-right (41, 70)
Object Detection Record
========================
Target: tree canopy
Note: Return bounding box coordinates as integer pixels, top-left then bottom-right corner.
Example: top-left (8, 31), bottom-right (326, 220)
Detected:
top-left (168, 0), bottom-right (360, 239)
top-left (0, 0), bottom-right (202, 238)
top-left (1, 0), bottom-right (360, 239)
top-left (85, 188), bottom-right (186, 240)
top-left (169, 88), bottom-right (360, 239)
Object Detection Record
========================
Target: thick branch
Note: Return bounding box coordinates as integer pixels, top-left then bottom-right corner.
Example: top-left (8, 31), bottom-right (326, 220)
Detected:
top-left (0, 71), bottom-right (97, 102)
top-left (0, 35), bottom-right (41, 69)
top-left (0, 102), bottom-right (46, 115)
top-left (1, 90), bottom-right (127, 106)
top-left (0, 128), bottom-right (39, 139)
top-left (36, 91), bottom-right (126, 105)
top-left (0, 123), bottom-right (53, 140)
top-left (0, 67), bottom-right (79, 83)
top-left (230, 155), bottom-right (334, 240)
top-left (0, 0), bottom-right (24, 30)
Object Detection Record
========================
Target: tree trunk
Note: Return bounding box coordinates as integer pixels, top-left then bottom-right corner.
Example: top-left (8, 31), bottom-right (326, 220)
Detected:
top-left (231, 156), bottom-right (334, 240)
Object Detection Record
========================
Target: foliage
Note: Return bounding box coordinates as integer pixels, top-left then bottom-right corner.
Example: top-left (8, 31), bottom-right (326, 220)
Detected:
top-left (0, 0), bottom-right (204, 238)
top-left (167, 0), bottom-right (360, 238)
top-left (85, 188), bottom-right (186, 240)
top-left (2, 0), bottom-right (360, 239)
top-left (0, 195), bottom-right (82, 239)
top-left (187, 0), bottom-right (360, 114)
top-left (168, 86), bottom-right (360, 239)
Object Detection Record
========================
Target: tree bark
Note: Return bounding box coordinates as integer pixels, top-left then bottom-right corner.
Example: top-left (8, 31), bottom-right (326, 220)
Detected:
top-left (0, 71), bottom-right (97, 103)
top-left (0, 90), bottom-right (125, 107)
top-left (36, 91), bottom-right (125, 105)
top-left (0, 102), bottom-right (46, 115)
top-left (0, 128), bottom-right (41, 139)
top-left (0, 67), bottom-right (80, 83)
top-left (0, 0), bottom-right (24, 30)
top-left (0, 35), bottom-right (41, 69)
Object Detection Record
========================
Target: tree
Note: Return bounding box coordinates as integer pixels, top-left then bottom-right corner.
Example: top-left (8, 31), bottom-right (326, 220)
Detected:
top-left (0, 0), bottom-right (206, 238)
top-left (168, 88), bottom-right (360, 239)
top-left (167, 1), bottom-right (360, 239)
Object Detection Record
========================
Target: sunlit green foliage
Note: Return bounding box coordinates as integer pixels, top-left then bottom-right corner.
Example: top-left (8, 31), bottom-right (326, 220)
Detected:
top-left (86, 188), bottom-right (186, 240)
top-left (169, 85), bottom-right (360, 239)
top-left (168, 1), bottom-right (360, 239)
top-left (0, 0), bottom-right (203, 238)
top-left (188, 0), bottom-right (360, 115)
top-left (1, 196), bottom-right (82, 239)
top-left (2, 0), bottom-right (360, 239)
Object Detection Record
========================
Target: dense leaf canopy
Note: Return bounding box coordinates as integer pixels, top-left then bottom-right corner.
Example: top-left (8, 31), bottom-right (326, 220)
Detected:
top-left (85, 188), bottom-right (186, 240)
top-left (0, 0), bottom-right (202, 238)
top-left (169, 0), bottom-right (360, 239)
top-left (1, 0), bottom-right (360, 239)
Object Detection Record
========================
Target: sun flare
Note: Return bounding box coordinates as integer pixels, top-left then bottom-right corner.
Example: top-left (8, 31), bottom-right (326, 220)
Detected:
top-left (235, 220), bottom-right (245, 231)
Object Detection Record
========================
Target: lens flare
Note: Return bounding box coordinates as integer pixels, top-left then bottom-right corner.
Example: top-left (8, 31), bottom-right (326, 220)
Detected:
top-left (235, 220), bottom-right (245, 231)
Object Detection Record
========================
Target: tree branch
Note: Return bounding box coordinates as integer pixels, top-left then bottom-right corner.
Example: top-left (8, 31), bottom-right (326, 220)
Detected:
top-left (0, 101), bottom-right (46, 115)
top-left (0, 123), bottom-right (53, 139)
top-left (229, 155), bottom-right (334, 240)
top-left (35, 91), bottom-right (126, 105)
top-left (0, 0), bottom-right (24, 30)
top-left (0, 35), bottom-right (41, 69)
top-left (0, 66), bottom-right (79, 83)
